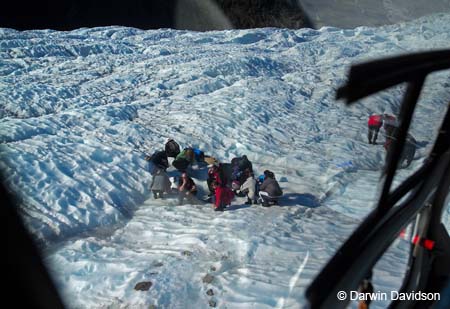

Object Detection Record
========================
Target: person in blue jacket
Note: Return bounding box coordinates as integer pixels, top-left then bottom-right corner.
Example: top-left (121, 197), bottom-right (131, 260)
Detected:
top-left (193, 148), bottom-right (205, 163)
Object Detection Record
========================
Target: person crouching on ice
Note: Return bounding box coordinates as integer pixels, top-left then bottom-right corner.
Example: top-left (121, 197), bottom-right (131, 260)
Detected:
top-left (259, 170), bottom-right (283, 207)
top-left (178, 172), bottom-right (197, 205)
top-left (239, 171), bottom-right (257, 205)
top-left (367, 113), bottom-right (383, 144)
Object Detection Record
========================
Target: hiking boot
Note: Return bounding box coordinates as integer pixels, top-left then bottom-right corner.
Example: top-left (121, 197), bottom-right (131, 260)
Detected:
top-left (262, 202), bottom-right (270, 207)
top-left (214, 206), bottom-right (224, 212)
top-left (153, 193), bottom-right (158, 199)
top-left (244, 198), bottom-right (252, 205)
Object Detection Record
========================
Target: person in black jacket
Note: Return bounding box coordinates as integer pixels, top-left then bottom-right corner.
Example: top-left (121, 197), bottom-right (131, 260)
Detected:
top-left (146, 150), bottom-right (169, 174)
top-left (258, 170), bottom-right (283, 207)
top-left (401, 133), bottom-right (416, 168)
top-left (238, 155), bottom-right (252, 173)
top-left (230, 155), bottom-right (253, 184)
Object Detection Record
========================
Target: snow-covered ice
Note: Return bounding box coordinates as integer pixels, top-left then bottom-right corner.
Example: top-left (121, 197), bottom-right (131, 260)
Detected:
top-left (1, 13), bottom-right (450, 308)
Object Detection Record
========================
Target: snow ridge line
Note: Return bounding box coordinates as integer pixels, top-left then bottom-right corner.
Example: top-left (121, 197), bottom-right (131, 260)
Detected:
top-left (318, 167), bottom-right (360, 205)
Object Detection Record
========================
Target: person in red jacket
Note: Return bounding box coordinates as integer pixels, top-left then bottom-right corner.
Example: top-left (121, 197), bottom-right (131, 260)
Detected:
top-left (207, 164), bottom-right (220, 196)
top-left (207, 163), bottom-right (229, 195)
top-left (367, 114), bottom-right (383, 144)
top-left (211, 180), bottom-right (234, 212)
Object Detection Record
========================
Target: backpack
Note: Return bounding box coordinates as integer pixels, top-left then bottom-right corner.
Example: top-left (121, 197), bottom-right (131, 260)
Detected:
top-left (176, 148), bottom-right (195, 162)
top-left (165, 139), bottom-right (180, 157)
top-left (172, 158), bottom-right (190, 171)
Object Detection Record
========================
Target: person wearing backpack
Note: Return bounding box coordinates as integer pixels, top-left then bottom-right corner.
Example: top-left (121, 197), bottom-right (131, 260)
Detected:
top-left (258, 170), bottom-right (283, 207)
top-left (165, 138), bottom-right (180, 158)
top-left (150, 167), bottom-right (171, 199)
top-left (172, 148), bottom-right (195, 171)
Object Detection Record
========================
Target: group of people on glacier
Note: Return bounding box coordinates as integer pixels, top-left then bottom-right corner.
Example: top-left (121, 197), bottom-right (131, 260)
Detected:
top-left (146, 139), bottom-right (283, 211)
top-left (148, 111), bottom-right (415, 211)
top-left (367, 112), bottom-right (416, 168)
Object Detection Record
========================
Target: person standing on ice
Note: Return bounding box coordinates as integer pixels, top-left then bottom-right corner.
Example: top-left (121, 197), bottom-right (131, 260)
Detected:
top-left (151, 167), bottom-right (171, 199)
top-left (209, 162), bottom-right (230, 191)
top-left (258, 170), bottom-right (283, 207)
top-left (402, 133), bottom-right (417, 168)
top-left (178, 172), bottom-right (198, 205)
top-left (367, 113), bottom-right (383, 144)
top-left (206, 162), bottom-right (234, 211)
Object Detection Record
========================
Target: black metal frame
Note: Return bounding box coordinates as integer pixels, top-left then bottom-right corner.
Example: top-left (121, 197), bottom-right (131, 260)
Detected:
top-left (306, 49), bottom-right (450, 308)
